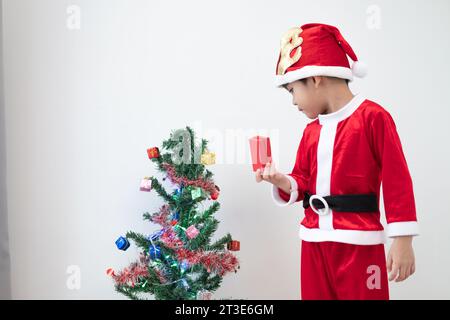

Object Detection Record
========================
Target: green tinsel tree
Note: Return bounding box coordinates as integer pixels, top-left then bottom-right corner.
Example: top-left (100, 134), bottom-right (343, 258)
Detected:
top-left (108, 126), bottom-right (240, 300)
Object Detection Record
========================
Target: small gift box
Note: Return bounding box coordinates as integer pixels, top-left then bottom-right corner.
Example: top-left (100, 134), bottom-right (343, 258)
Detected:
top-left (186, 225), bottom-right (200, 239)
top-left (147, 147), bottom-right (160, 159)
top-left (140, 177), bottom-right (152, 192)
top-left (148, 245), bottom-right (161, 260)
top-left (249, 136), bottom-right (272, 172)
top-left (197, 290), bottom-right (213, 300)
top-left (227, 240), bottom-right (240, 251)
top-left (191, 187), bottom-right (202, 200)
top-left (201, 151), bottom-right (216, 165)
top-left (115, 236), bottom-right (130, 251)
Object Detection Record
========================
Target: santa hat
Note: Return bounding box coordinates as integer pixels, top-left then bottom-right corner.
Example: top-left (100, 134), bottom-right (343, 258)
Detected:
top-left (275, 23), bottom-right (367, 87)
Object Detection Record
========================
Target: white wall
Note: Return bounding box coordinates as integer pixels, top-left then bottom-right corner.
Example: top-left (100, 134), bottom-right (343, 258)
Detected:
top-left (2, 0), bottom-right (450, 299)
top-left (0, 0), bottom-right (11, 300)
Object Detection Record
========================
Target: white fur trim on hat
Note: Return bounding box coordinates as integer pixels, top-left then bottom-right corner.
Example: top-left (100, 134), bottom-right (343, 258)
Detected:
top-left (275, 65), bottom-right (353, 87)
top-left (351, 61), bottom-right (368, 78)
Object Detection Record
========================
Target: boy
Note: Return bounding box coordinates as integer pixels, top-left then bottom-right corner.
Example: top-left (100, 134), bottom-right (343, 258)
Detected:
top-left (255, 23), bottom-right (418, 300)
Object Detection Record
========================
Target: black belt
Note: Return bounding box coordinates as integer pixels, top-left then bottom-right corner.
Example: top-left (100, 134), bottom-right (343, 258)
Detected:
top-left (303, 192), bottom-right (378, 213)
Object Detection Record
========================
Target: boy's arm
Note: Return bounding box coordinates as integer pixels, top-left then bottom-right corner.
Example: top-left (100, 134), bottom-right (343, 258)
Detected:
top-left (371, 109), bottom-right (419, 237)
top-left (371, 109), bottom-right (419, 282)
top-left (271, 133), bottom-right (310, 207)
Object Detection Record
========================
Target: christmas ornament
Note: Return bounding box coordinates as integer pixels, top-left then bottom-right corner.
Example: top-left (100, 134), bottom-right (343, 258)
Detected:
top-left (210, 185), bottom-right (220, 200)
top-left (227, 240), bottom-right (240, 251)
top-left (148, 245), bottom-right (161, 260)
top-left (106, 268), bottom-right (115, 277)
top-left (191, 187), bottom-right (202, 200)
top-left (201, 151), bottom-right (216, 165)
top-left (196, 290), bottom-right (213, 300)
top-left (147, 147), bottom-right (160, 159)
top-left (115, 236), bottom-right (130, 251)
top-left (139, 177), bottom-right (152, 192)
top-left (186, 225), bottom-right (200, 239)
top-left (170, 211), bottom-right (180, 225)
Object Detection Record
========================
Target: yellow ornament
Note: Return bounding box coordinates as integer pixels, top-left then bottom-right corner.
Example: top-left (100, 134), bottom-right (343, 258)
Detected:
top-left (201, 151), bottom-right (216, 165)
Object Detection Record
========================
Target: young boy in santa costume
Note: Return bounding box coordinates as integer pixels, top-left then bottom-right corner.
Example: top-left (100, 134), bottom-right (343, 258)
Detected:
top-left (255, 23), bottom-right (419, 300)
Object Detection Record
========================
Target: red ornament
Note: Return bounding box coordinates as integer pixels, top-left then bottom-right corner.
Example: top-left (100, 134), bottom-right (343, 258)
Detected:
top-left (171, 220), bottom-right (178, 226)
top-left (227, 240), bottom-right (240, 251)
top-left (106, 268), bottom-right (115, 277)
top-left (147, 147), bottom-right (160, 159)
top-left (210, 185), bottom-right (220, 200)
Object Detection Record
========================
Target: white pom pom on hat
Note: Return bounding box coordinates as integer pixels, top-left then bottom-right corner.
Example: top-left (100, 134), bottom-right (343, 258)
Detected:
top-left (352, 60), bottom-right (368, 78)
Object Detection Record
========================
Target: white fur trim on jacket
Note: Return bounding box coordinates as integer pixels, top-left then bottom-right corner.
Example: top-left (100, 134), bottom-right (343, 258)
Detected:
top-left (271, 174), bottom-right (299, 207)
top-left (299, 225), bottom-right (387, 245)
top-left (386, 221), bottom-right (420, 238)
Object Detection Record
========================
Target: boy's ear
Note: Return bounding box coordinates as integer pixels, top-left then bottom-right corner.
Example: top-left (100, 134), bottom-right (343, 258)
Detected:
top-left (312, 76), bottom-right (322, 88)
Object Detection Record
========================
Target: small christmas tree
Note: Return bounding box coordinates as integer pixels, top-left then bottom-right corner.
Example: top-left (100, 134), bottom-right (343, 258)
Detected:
top-left (107, 126), bottom-right (240, 300)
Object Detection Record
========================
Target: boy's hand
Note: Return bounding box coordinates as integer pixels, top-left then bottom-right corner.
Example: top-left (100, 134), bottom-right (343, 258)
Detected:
top-left (387, 236), bottom-right (415, 282)
top-left (255, 160), bottom-right (291, 194)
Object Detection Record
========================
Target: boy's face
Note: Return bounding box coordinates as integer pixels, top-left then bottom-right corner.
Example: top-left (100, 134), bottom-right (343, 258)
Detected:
top-left (284, 78), bottom-right (325, 119)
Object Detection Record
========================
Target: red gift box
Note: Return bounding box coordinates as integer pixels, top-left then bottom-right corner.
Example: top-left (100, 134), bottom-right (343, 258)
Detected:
top-left (227, 240), bottom-right (240, 251)
top-left (249, 136), bottom-right (272, 172)
top-left (147, 147), bottom-right (160, 159)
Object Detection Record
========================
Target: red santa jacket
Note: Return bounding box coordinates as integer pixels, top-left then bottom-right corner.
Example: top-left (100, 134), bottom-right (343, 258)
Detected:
top-left (272, 94), bottom-right (419, 245)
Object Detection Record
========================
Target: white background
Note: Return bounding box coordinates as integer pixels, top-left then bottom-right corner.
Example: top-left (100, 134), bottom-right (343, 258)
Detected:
top-left (2, 0), bottom-right (450, 299)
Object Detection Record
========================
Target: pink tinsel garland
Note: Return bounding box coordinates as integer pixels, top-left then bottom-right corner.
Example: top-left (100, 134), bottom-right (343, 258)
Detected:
top-left (162, 163), bottom-right (217, 194)
top-left (151, 204), bottom-right (171, 227)
top-left (113, 254), bottom-right (150, 287)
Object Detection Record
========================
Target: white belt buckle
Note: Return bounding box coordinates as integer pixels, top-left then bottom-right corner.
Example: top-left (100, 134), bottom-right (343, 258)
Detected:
top-left (309, 195), bottom-right (330, 216)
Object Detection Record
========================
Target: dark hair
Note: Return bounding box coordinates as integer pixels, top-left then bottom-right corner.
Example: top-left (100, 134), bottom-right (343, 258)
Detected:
top-left (298, 78), bottom-right (308, 84)
top-left (298, 77), bottom-right (349, 85)
top-left (283, 77), bottom-right (349, 90)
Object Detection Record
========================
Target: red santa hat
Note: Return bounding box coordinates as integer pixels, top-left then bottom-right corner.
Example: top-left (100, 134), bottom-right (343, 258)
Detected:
top-left (275, 23), bottom-right (367, 87)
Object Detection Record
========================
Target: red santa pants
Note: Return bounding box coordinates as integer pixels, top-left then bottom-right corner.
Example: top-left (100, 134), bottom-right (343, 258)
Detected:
top-left (300, 240), bottom-right (389, 300)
